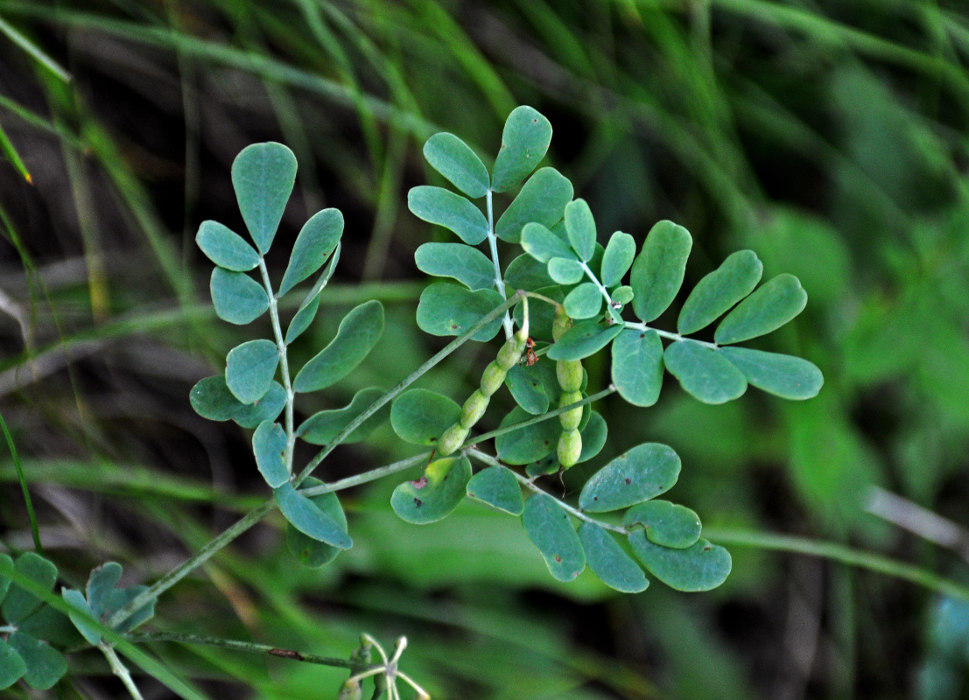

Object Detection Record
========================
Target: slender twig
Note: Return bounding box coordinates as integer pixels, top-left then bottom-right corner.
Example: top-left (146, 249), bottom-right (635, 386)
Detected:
top-left (258, 259), bottom-right (296, 476)
top-left (100, 643), bottom-right (145, 700)
top-left (485, 188), bottom-right (514, 340)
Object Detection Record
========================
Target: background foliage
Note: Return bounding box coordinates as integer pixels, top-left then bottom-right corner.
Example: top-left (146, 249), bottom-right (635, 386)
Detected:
top-left (2, 1), bottom-right (969, 697)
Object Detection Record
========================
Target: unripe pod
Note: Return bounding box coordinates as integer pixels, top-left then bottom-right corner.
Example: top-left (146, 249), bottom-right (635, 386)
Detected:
top-left (556, 359), bottom-right (583, 393)
top-left (557, 429), bottom-right (582, 469)
top-left (460, 389), bottom-right (490, 428)
top-left (436, 423), bottom-right (469, 457)
top-left (552, 307), bottom-right (572, 341)
top-left (496, 329), bottom-right (528, 371)
top-left (338, 680), bottom-right (362, 700)
top-left (479, 361), bottom-right (506, 397)
top-left (558, 390), bottom-right (583, 431)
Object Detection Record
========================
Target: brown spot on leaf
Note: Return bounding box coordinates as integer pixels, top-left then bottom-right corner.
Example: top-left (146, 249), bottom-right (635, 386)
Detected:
top-left (554, 555), bottom-right (562, 563)
top-left (413, 497), bottom-right (423, 508)
top-left (411, 476), bottom-right (428, 489)
top-left (624, 477), bottom-right (631, 485)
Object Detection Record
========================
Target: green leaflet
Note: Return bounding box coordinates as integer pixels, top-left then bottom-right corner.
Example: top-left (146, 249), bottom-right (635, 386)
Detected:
top-left (231, 142), bottom-right (297, 254)
top-left (578, 411), bottom-right (608, 463)
top-left (495, 406), bottom-right (559, 465)
top-left (624, 500), bottom-right (702, 549)
top-left (286, 478), bottom-right (348, 568)
top-left (2, 552), bottom-right (56, 624)
top-left (491, 105), bottom-right (552, 192)
top-left (423, 132), bottom-right (490, 199)
top-left (274, 482), bottom-right (352, 550)
top-left (408, 185), bottom-right (489, 244)
top-left (415, 283), bottom-right (504, 341)
top-left (520, 221), bottom-right (574, 262)
top-left (495, 167), bottom-right (573, 243)
top-left (61, 589), bottom-right (100, 645)
top-left (564, 198), bottom-right (596, 262)
top-left (6, 631), bottom-right (67, 690)
top-left (225, 339), bottom-right (279, 404)
top-left (253, 420), bottom-right (289, 488)
top-left (390, 388), bottom-right (462, 446)
top-left (629, 220), bottom-right (692, 323)
top-left (504, 253), bottom-right (554, 290)
top-left (663, 339), bottom-right (747, 405)
top-left (563, 282), bottom-right (602, 319)
top-left (714, 273), bottom-right (807, 344)
top-left (677, 250), bottom-right (763, 334)
top-left (0, 640), bottom-right (26, 688)
top-left (297, 387), bottom-right (388, 445)
top-left (231, 382), bottom-right (287, 429)
top-left (391, 456), bottom-right (472, 524)
top-left (293, 300), bottom-right (384, 393)
top-left (209, 268), bottom-right (269, 325)
top-left (628, 532), bottom-right (731, 592)
top-left (612, 285), bottom-right (634, 305)
top-left (579, 443), bottom-right (681, 512)
top-left (611, 329), bottom-right (664, 407)
top-left (546, 320), bottom-right (622, 361)
top-left (278, 208), bottom-right (343, 296)
top-left (466, 465), bottom-right (523, 515)
top-left (600, 231), bottom-right (636, 288)
top-left (504, 364), bottom-right (550, 415)
top-left (547, 256), bottom-right (584, 285)
top-left (718, 346), bottom-right (823, 400)
top-left (521, 493), bottom-right (586, 582)
top-left (415, 242), bottom-right (495, 291)
top-left (195, 220), bottom-right (259, 271)
top-left (577, 522), bottom-right (649, 593)
top-left (85, 562), bottom-right (122, 617)
top-left (190, 375), bottom-right (241, 421)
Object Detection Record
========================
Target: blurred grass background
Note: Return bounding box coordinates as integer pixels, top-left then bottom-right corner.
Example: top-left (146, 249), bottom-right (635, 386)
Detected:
top-left (2, 1), bottom-right (969, 697)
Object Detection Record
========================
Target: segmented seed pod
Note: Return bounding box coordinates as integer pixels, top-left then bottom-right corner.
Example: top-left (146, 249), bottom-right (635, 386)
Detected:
top-left (557, 426), bottom-right (582, 468)
top-left (553, 307), bottom-right (583, 469)
top-left (436, 327), bottom-right (529, 457)
top-left (558, 390), bottom-right (583, 431)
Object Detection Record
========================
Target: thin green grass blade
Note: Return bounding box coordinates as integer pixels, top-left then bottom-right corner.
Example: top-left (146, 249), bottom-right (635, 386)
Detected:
top-left (0, 410), bottom-right (41, 553)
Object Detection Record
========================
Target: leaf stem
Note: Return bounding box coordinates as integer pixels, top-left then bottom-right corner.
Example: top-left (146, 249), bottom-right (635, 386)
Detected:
top-left (623, 321), bottom-right (719, 349)
top-left (125, 631), bottom-right (374, 670)
top-left (485, 188), bottom-right (514, 339)
top-left (100, 643), bottom-right (145, 700)
top-left (258, 258), bottom-right (296, 476)
top-left (579, 260), bottom-right (623, 325)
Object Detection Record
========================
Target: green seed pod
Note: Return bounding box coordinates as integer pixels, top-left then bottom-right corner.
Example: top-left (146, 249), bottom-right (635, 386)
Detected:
top-left (460, 389), bottom-right (490, 428)
top-left (479, 361), bottom-right (506, 397)
top-left (558, 390), bottom-right (583, 431)
top-left (556, 359), bottom-right (583, 393)
top-left (557, 429), bottom-right (582, 469)
top-left (338, 679), bottom-right (362, 700)
top-left (552, 307), bottom-right (572, 341)
top-left (496, 329), bottom-right (528, 371)
top-left (436, 422), bottom-right (469, 457)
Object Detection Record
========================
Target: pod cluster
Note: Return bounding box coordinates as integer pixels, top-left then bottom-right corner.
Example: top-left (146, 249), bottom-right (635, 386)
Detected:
top-left (436, 327), bottom-right (529, 456)
top-left (553, 308), bottom-right (583, 469)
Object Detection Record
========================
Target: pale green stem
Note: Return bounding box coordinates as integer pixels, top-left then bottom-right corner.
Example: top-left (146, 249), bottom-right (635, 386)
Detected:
top-left (579, 260), bottom-right (623, 325)
top-left (0, 624), bottom-right (15, 633)
top-left (110, 296), bottom-right (522, 628)
top-left (126, 632), bottom-right (371, 669)
top-left (100, 643), bottom-right (145, 700)
top-left (258, 258), bottom-right (296, 476)
top-left (299, 452), bottom-right (428, 498)
top-left (623, 321), bottom-right (719, 349)
top-left (485, 188), bottom-right (514, 340)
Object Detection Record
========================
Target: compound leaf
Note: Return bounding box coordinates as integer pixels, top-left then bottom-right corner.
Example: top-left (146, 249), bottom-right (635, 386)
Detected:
top-left (495, 406), bottom-right (559, 464)
top-left (286, 477), bottom-right (348, 568)
top-left (564, 199), bottom-right (596, 262)
top-left (714, 273), bottom-right (807, 345)
top-left (466, 465), bottom-right (523, 515)
top-left (600, 231), bottom-right (636, 288)
top-left (628, 532), bottom-right (731, 592)
top-left (624, 500), bottom-right (702, 549)
top-left (611, 329), bottom-right (664, 407)
top-left (278, 208), bottom-right (343, 296)
top-left (195, 220), bottom-right (259, 271)
top-left (210, 268), bottom-right (269, 325)
top-left (2, 553), bottom-right (57, 624)
top-left (6, 632), bottom-right (67, 690)
top-left (416, 282), bottom-right (504, 341)
top-left (297, 387), bottom-right (388, 445)
top-left (718, 346), bottom-right (823, 400)
top-left (664, 339), bottom-right (747, 404)
top-left (391, 456), bottom-right (472, 524)
top-left (274, 482), bottom-right (353, 550)
top-left (547, 320), bottom-right (622, 361)
top-left (504, 364), bottom-right (549, 415)
top-left (491, 105), bottom-right (552, 192)
top-left (423, 132), bottom-right (490, 198)
top-left (226, 339), bottom-right (279, 404)
top-left (415, 242), bottom-right (495, 291)
top-left (232, 142), bottom-right (297, 254)
top-left (253, 420), bottom-right (289, 488)
top-left (495, 167), bottom-right (573, 242)
top-left (232, 381), bottom-right (286, 429)
top-left (294, 300), bottom-right (384, 393)
top-left (677, 250), bottom-right (763, 334)
top-left (521, 493), bottom-right (585, 582)
top-left (390, 388), bottom-right (462, 446)
top-left (578, 522), bottom-right (649, 593)
top-left (0, 640), bottom-right (26, 688)
top-left (630, 220), bottom-right (692, 322)
top-left (564, 282), bottom-right (602, 319)
top-left (408, 185), bottom-right (488, 244)
top-left (520, 221), bottom-right (574, 262)
top-left (579, 443), bottom-right (681, 512)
